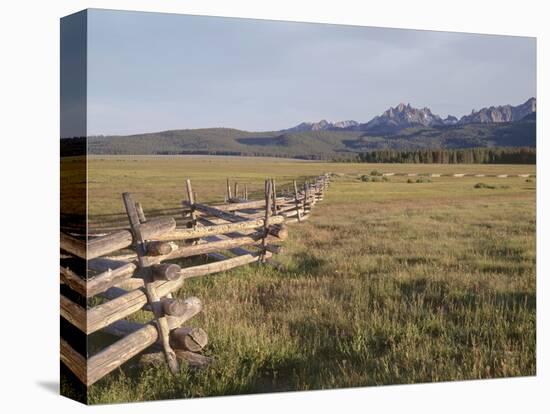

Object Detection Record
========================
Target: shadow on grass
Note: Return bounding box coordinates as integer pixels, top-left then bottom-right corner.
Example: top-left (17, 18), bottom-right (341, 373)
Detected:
top-left (494, 291), bottom-right (536, 311)
top-left (397, 277), bottom-right (535, 312)
top-left (286, 252), bottom-right (327, 275)
top-left (395, 256), bottom-right (437, 266)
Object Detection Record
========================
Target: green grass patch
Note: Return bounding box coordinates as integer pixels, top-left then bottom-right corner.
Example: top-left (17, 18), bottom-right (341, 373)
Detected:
top-left (61, 156), bottom-right (536, 403)
top-left (361, 175), bottom-right (388, 183)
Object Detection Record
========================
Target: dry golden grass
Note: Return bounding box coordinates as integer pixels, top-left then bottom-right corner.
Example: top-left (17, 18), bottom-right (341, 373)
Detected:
top-left (62, 156), bottom-right (536, 403)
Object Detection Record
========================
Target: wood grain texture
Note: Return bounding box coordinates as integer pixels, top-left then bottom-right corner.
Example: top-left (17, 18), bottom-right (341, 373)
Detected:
top-left (60, 294), bottom-right (86, 332)
top-left (123, 192), bottom-right (179, 376)
top-left (87, 262), bottom-right (137, 298)
top-left (87, 216), bottom-right (176, 259)
top-left (155, 215), bottom-right (284, 241)
top-left (146, 241), bottom-right (174, 256)
top-left (60, 232), bottom-right (86, 259)
top-left (88, 297), bottom-right (202, 385)
top-left (170, 327), bottom-right (208, 352)
top-left (60, 338), bottom-right (87, 385)
top-left (141, 231), bottom-right (276, 266)
top-left (60, 266), bottom-right (86, 297)
top-left (87, 251), bottom-right (268, 334)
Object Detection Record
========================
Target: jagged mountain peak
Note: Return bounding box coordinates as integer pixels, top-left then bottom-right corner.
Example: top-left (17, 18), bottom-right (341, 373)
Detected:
top-left (284, 119), bottom-right (358, 132)
top-left (362, 102), bottom-right (445, 134)
top-left (395, 102), bottom-right (411, 111)
top-left (459, 97), bottom-right (536, 124)
top-left (283, 98), bottom-right (536, 135)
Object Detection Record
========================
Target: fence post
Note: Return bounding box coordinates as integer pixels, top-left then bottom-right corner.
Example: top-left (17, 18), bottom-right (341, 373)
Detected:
top-left (136, 202), bottom-right (147, 223)
top-left (226, 178), bottom-right (232, 201)
top-left (303, 181), bottom-right (309, 214)
top-left (122, 192), bottom-right (180, 375)
top-left (261, 179), bottom-right (273, 262)
top-left (271, 178), bottom-right (277, 215)
top-left (186, 179), bottom-right (197, 229)
top-left (293, 180), bottom-right (302, 222)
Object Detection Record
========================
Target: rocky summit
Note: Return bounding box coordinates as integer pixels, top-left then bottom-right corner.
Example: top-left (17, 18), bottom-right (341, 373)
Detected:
top-left (285, 98), bottom-right (536, 135)
top-left (459, 97), bottom-right (536, 124)
top-left (360, 103), bottom-right (447, 133)
top-left (442, 115), bottom-right (459, 125)
top-left (284, 119), bottom-right (358, 132)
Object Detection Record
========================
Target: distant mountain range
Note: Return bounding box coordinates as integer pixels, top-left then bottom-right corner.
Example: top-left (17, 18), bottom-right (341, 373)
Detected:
top-left (83, 98), bottom-right (536, 160)
top-left (458, 97), bottom-right (536, 124)
top-left (285, 119), bottom-right (359, 132)
top-left (354, 103), bottom-right (459, 134)
top-left (282, 97), bottom-right (536, 135)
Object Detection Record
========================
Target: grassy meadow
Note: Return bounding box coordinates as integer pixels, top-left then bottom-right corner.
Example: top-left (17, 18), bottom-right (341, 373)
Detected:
top-left (73, 156), bottom-right (536, 403)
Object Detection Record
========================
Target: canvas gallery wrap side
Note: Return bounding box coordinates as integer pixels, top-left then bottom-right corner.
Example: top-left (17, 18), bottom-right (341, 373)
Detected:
top-left (60, 8), bottom-right (536, 405)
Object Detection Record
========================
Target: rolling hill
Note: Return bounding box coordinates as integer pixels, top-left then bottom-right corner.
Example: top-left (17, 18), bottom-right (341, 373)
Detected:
top-left (81, 98), bottom-right (536, 160)
top-left (87, 128), bottom-right (364, 159)
top-left (85, 117), bottom-right (534, 159)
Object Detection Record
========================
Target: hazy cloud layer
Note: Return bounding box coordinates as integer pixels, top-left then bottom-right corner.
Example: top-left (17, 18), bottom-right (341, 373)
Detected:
top-left (87, 9), bottom-right (536, 135)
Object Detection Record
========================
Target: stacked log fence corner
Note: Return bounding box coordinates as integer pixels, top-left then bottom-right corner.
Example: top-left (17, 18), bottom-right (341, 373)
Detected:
top-left (60, 173), bottom-right (330, 386)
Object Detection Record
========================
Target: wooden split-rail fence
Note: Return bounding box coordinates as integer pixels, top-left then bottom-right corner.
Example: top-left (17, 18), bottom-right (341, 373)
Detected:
top-left (60, 173), bottom-right (330, 386)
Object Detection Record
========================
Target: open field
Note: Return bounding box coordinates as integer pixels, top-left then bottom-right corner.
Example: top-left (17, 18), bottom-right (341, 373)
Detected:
top-left (69, 156), bottom-right (535, 403)
top-left (83, 155), bottom-right (535, 217)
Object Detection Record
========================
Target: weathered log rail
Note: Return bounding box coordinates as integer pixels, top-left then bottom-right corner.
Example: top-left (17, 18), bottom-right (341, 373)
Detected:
top-left (60, 173), bottom-right (330, 386)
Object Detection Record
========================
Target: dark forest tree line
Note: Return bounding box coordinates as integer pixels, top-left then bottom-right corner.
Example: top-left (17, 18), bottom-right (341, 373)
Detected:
top-left (356, 147), bottom-right (536, 164)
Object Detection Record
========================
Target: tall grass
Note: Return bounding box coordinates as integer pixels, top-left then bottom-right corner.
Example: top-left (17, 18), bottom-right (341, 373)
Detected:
top-left (69, 157), bottom-right (535, 403)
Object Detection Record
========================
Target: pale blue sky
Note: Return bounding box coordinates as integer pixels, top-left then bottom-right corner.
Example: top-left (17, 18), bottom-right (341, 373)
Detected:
top-left (86, 9), bottom-right (536, 135)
